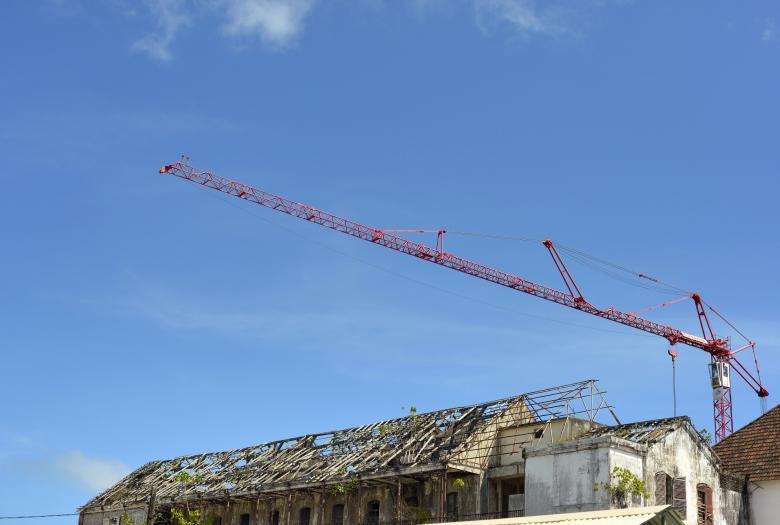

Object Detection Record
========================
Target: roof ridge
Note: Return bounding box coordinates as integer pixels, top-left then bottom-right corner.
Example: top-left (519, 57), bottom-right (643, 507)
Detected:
top-left (607, 415), bottom-right (689, 428)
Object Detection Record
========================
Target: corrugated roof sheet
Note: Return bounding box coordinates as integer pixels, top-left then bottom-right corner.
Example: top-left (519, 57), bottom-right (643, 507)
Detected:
top-left (453, 506), bottom-right (683, 525)
top-left (713, 403), bottom-right (780, 481)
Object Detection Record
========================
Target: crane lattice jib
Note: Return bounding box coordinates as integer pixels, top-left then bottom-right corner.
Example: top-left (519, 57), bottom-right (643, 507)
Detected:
top-left (159, 162), bottom-right (768, 403)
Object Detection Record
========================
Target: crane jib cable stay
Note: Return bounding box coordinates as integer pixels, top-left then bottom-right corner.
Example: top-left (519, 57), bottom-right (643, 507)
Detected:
top-left (159, 161), bottom-right (769, 441)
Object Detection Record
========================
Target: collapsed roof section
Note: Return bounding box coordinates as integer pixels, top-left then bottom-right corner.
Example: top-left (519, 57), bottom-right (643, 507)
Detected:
top-left (583, 416), bottom-right (691, 444)
top-left (83, 380), bottom-right (615, 511)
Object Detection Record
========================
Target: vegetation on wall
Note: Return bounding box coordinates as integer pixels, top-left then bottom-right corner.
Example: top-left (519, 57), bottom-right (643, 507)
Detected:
top-left (593, 466), bottom-right (649, 508)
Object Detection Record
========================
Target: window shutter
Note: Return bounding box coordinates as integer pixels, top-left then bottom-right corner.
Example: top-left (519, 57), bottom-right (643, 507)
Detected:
top-left (672, 477), bottom-right (687, 519)
top-left (655, 472), bottom-right (669, 505)
top-left (697, 483), bottom-right (714, 525)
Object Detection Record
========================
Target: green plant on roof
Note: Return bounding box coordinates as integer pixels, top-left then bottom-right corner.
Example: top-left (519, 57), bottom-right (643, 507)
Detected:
top-left (172, 471), bottom-right (203, 485)
top-left (594, 466), bottom-right (649, 508)
top-left (168, 471), bottom-right (214, 525)
top-left (171, 508), bottom-right (216, 525)
top-left (698, 428), bottom-right (714, 445)
top-left (452, 478), bottom-right (466, 489)
top-left (330, 466), bottom-right (358, 495)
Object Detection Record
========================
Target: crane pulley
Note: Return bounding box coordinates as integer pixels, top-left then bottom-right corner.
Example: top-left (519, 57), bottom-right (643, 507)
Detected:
top-left (159, 161), bottom-right (768, 440)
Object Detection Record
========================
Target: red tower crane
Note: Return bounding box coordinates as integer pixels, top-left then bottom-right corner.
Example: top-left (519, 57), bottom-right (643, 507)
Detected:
top-left (160, 161), bottom-right (769, 441)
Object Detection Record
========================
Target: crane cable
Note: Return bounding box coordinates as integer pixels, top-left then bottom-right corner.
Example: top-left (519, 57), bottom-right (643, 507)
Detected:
top-left (181, 184), bottom-right (654, 339)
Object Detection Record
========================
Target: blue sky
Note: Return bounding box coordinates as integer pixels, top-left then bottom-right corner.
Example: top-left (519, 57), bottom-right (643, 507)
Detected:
top-left (1, 0), bottom-right (779, 521)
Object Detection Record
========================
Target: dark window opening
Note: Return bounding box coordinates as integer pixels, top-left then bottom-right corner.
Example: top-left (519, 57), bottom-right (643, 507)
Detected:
top-left (367, 500), bottom-right (380, 525)
top-left (501, 477), bottom-right (525, 517)
top-left (697, 483), bottom-right (713, 525)
top-left (270, 511), bottom-right (280, 525)
top-left (239, 514), bottom-right (250, 525)
top-left (405, 496), bottom-right (419, 507)
top-left (299, 507), bottom-right (310, 525)
top-left (213, 517), bottom-right (223, 525)
top-left (446, 492), bottom-right (459, 519)
top-left (332, 504), bottom-right (344, 525)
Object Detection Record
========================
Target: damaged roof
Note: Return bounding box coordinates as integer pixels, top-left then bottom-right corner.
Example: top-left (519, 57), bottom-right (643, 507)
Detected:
top-left (83, 380), bottom-right (613, 511)
top-left (583, 416), bottom-right (690, 444)
top-left (713, 403), bottom-right (780, 481)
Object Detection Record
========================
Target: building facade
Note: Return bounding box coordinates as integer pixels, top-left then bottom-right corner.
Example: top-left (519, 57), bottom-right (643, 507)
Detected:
top-left (81, 380), bottom-right (746, 525)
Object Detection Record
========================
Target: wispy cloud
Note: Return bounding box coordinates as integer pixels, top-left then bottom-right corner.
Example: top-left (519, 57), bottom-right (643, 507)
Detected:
top-left (473, 0), bottom-right (614, 39)
top-left (9, 451), bottom-right (130, 493)
top-left (54, 451), bottom-right (131, 493)
top-left (222, 0), bottom-right (317, 48)
top-left (132, 0), bottom-right (192, 61)
top-left (762, 18), bottom-right (776, 43)
top-left (131, 0), bottom-right (316, 61)
top-left (474, 0), bottom-right (549, 36)
top-left (126, 0), bottom-right (626, 61)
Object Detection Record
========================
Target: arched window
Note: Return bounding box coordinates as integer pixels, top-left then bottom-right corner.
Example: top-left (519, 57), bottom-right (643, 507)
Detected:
top-left (239, 514), bottom-right (250, 525)
top-left (299, 507), bottom-right (311, 525)
top-left (367, 500), bottom-right (380, 525)
top-left (696, 484), bottom-right (713, 525)
top-left (655, 472), bottom-right (673, 505)
top-left (331, 504), bottom-right (344, 525)
top-left (270, 510), bottom-right (279, 525)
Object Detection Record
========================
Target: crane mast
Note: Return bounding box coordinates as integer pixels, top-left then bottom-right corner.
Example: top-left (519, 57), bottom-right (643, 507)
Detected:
top-left (160, 161), bottom-right (768, 440)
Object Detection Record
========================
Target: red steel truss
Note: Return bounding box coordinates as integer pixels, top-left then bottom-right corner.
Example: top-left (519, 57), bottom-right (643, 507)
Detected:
top-left (160, 161), bottom-right (769, 440)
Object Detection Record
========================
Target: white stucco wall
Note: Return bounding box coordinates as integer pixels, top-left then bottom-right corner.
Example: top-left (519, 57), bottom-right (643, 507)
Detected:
top-left (749, 479), bottom-right (780, 525)
top-left (524, 425), bottom-right (745, 525)
top-left (644, 426), bottom-right (745, 525)
top-left (524, 437), bottom-right (630, 516)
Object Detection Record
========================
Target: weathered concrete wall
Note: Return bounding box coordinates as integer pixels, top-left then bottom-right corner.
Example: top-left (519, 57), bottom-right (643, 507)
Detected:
top-left (644, 427), bottom-right (745, 525)
top-left (523, 426), bottom-right (746, 525)
top-left (749, 479), bottom-right (780, 525)
top-left (496, 419), bottom-right (596, 469)
top-left (81, 506), bottom-right (147, 525)
top-left (523, 437), bottom-right (618, 516)
top-left (79, 474), bottom-right (482, 525)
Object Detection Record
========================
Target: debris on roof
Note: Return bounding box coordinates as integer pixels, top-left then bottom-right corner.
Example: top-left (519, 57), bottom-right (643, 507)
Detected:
top-left (583, 416), bottom-right (689, 444)
top-left (83, 380), bottom-right (615, 510)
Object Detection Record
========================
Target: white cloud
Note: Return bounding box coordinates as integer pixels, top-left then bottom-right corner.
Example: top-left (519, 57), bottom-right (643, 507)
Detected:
top-left (473, 0), bottom-right (610, 39)
top-left (762, 18), bottom-right (776, 43)
top-left (474, 0), bottom-right (547, 35)
top-left (132, 0), bottom-right (192, 61)
top-left (222, 0), bottom-right (317, 48)
top-left (8, 451), bottom-right (131, 493)
top-left (126, 0), bottom-right (622, 61)
top-left (53, 451), bottom-right (131, 492)
top-left (130, 0), bottom-right (316, 60)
